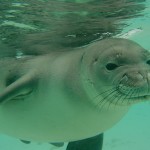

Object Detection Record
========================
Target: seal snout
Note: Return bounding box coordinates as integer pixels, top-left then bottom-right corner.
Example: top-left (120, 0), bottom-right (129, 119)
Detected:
top-left (121, 71), bottom-right (148, 86)
top-left (118, 70), bottom-right (150, 99)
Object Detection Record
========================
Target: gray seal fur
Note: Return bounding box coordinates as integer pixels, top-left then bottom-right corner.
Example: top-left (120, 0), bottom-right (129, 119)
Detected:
top-left (0, 38), bottom-right (149, 143)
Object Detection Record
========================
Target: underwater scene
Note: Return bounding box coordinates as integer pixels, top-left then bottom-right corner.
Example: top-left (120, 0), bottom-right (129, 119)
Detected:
top-left (0, 0), bottom-right (150, 150)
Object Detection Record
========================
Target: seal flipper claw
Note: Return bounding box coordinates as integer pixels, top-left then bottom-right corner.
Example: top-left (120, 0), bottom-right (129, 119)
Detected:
top-left (50, 142), bottom-right (64, 147)
top-left (20, 140), bottom-right (31, 144)
top-left (0, 72), bottom-right (37, 104)
top-left (66, 133), bottom-right (103, 150)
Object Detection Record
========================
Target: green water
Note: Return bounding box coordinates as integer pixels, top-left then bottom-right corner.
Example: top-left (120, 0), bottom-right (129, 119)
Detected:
top-left (0, 0), bottom-right (150, 150)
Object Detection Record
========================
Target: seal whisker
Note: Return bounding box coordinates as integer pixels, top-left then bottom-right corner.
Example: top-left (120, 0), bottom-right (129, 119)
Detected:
top-left (128, 88), bottom-right (140, 104)
top-left (120, 79), bottom-right (141, 105)
top-left (95, 88), bottom-right (118, 110)
top-left (119, 88), bottom-right (134, 105)
top-left (93, 87), bottom-right (116, 100)
top-left (137, 87), bottom-right (140, 99)
top-left (124, 79), bottom-right (141, 104)
top-left (119, 79), bottom-right (137, 105)
top-left (98, 83), bottom-right (134, 110)
top-left (108, 91), bottom-right (125, 109)
top-left (101, 79), bottom-right (137, 109)
top-left (104, 86), bottom-right (132, 110)
top-left (105, 91), bottom-right (122, 110)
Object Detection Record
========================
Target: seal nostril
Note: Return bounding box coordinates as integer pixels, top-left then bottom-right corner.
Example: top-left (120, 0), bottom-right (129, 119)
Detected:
top-left (120, 74), bottom-right (128, 84)
top-left (136, 73), bottom-right (144, 80)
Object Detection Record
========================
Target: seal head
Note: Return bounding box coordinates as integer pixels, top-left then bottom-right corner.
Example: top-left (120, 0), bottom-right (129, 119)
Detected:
top-left (81, 38), bottom-right (150, 108)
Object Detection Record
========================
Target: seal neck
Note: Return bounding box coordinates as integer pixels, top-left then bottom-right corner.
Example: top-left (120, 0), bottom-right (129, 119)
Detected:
top-left (80, 53), bottom-right (101, 107)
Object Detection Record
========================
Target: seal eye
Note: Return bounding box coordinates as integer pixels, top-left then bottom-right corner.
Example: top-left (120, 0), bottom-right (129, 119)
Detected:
top-left (146, 60), bottom-right (150, 65)
top-left (106, 63), bottom-right (118, 70)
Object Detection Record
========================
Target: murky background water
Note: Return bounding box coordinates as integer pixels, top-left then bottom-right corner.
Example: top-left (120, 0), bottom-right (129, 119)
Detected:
top-left (0, 0), bottom-right (150, 150)
top-left (0, 0), bottom-right (147, 55)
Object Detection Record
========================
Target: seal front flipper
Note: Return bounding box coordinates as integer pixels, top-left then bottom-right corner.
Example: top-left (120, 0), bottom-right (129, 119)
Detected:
top-left (66, 133), bottom-right (103, 150)
top-left (0, 71), bottom-right (38, 104)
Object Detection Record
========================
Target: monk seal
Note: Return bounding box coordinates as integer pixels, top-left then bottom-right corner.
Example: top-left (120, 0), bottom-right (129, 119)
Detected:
top-left (0, 38), bottom-right (149, 150)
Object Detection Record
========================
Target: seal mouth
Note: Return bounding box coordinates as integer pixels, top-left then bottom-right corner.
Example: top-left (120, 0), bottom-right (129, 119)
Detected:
top-left (115, 70), bottom-right (150, 103)
top-left (116, 84), bottom-right (150, 104)
top-left (127, 94), bottom-right (150, 101)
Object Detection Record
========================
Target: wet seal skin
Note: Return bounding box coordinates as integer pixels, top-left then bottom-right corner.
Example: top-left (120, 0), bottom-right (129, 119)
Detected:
top-left (0, 38), bottom-right (150, 150)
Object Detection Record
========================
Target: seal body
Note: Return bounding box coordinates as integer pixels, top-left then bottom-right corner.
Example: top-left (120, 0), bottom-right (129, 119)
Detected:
top-left (0, 38), bottom-right (149, 142)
